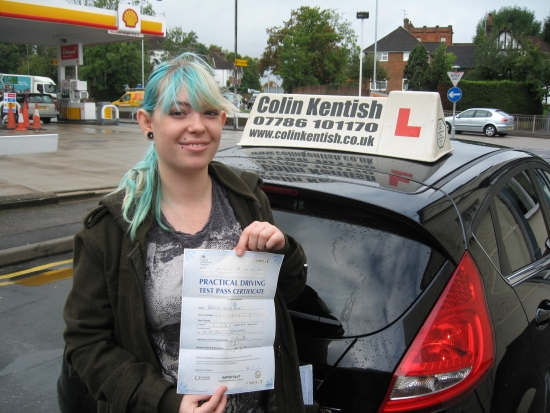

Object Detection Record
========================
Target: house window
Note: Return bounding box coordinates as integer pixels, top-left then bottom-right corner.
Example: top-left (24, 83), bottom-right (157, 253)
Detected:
top-left (377, 52), bottom-right (388, 61)
top-left (402, 79), bottom-right (409, 91)
top-left (371, 80), bottom-right (387, 91)
top-left (403, 52), bottom-right (410, 61)
top-left (441, 36), bottom-right (446, 42)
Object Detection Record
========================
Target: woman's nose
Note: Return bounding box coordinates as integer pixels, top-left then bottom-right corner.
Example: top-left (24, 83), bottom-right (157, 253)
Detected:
top-left (186, 111), bottom-right (206, 132)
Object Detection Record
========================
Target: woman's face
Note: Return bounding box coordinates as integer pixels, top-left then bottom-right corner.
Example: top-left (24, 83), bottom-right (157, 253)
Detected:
top-left (140, 88), bottom-right (226, 176)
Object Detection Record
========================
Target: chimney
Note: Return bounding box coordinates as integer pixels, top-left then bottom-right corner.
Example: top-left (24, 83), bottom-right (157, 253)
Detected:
top-left (486, 13), bottom-right (493, 36)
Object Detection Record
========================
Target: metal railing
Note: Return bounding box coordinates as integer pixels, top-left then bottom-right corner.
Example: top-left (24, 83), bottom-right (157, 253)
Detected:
top-left (443, 110), bottom-right (550, 135)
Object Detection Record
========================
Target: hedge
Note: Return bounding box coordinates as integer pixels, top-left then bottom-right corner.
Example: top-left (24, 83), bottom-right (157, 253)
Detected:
top-left (437, 80), bottom-right (543, 115)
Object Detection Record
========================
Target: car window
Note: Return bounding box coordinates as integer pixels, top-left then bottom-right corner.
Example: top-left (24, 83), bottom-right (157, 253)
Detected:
top-left (474, 111), bottom-right (490, 118)
top-left (29, 96), bottom-right (41, 103)
top-left (494, 170), bottom-right (549, 273)
top-left (271, 196), bottom-right (446, 337)
top-left (459, 110), bottom-right (475, 118)
top-left (41, 95), bottom-right (53, 103)
top-left (475, 208), bottom-right (501, 272)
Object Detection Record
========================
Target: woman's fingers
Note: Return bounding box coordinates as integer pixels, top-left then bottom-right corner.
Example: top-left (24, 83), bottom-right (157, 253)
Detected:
top-left (179, 386), bottom-right (227, 413)
top-left (235, 221), bottom-right (285, 256)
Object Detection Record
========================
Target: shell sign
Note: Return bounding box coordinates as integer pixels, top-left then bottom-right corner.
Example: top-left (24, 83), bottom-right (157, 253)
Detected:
top-left (117, 4), bottom-right (140, 34)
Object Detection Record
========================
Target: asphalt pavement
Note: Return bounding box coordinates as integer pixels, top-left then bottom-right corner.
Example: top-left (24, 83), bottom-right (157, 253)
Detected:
top-left (0, 119), bottom-right (243, 267)
top-left (0, 119), bottom-right (548, 267)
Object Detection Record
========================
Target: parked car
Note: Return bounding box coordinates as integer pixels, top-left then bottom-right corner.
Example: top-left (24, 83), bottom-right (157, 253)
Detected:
top-left (16, 93), bottom-right (57, 123)
top-left (215, 123), bottom-right (550, 412)
top-left (111, 90), bottom-right (144, 108)
top-left (445, 108), bottom-right (515, 137)
top-left (223, 92), bottom-right (243, 110)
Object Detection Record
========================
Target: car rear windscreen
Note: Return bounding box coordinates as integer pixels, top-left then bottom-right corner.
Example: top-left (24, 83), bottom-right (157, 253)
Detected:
top-left (271, 195), bottom-right (446, 338)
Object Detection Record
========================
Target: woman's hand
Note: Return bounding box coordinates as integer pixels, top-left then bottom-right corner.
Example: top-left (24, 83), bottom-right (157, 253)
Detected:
top-left (179, 386), bottom-right (228, 413)
top-left (235, 221), bottom-right (286, 256)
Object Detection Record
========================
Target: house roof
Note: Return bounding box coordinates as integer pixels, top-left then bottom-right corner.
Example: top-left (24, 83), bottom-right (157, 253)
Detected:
top-left (211, 53), bottom-right (234, 70)
top-left (522, 36), bottom-right (550, 54)
top-left (364, 26), bottom-right (420, 53)
top-left (409, 41), bottom-right (475, 69)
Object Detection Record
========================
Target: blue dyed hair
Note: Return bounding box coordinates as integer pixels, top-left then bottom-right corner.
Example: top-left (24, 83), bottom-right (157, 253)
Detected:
top-left (117, 52), bottom-right (238, 241)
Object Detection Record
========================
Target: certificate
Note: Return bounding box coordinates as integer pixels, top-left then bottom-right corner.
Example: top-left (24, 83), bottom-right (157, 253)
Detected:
top-left (177, 249), bottom-right (283, 395)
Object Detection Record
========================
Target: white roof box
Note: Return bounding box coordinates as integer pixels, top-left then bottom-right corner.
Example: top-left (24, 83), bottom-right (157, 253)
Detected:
top-left (239, 91), bottom-right (452, 163)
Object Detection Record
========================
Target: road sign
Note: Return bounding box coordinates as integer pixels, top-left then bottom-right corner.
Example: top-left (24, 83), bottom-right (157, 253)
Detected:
top-left (447, 87), bottom-right (462, 103)
top-left (235, 59), bottom-right (248, 67)
top-left (447, 71), bottom-right (464, 87)
top-left (6, 92), bottom-right (16, 102)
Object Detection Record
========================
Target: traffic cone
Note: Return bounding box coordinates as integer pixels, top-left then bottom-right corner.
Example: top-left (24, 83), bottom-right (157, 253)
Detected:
top-left (22, 100), bottom-right (31, 129)
top-left (6, 103), bottom-right (16, 130)
top-left (29, 103), bottom-right (43, 130)
top-left (15, 105), bottom-right (27, 131)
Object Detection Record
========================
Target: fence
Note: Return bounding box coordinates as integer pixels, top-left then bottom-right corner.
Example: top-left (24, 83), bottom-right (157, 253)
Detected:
top-left (443, 110), bottom-right (550, 135)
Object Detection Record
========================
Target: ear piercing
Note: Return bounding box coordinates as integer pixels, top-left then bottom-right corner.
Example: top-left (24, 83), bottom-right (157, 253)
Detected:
top-left (147, 132), bottom-right (154, 140)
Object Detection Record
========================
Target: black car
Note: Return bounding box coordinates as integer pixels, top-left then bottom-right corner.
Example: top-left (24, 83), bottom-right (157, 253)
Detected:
top-left (215, 136), bottom-right (550, 412)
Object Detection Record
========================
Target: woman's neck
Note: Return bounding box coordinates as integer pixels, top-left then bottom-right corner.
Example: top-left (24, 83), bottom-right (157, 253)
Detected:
top-left (158, 165), bottom-right (214, 234)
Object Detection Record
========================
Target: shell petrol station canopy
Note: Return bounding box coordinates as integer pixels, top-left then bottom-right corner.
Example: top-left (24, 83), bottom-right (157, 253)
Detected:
top-left (0, 0), bottom-right (165, 47)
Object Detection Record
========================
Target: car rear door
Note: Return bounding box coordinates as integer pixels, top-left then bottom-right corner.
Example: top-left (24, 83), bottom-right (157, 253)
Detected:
top-left (455, 109), bottom-right (475, 131)
top-left (472, 110), bottom-right (491, 133)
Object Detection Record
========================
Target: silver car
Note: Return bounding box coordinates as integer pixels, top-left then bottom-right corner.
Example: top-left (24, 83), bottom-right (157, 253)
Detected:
top-left (16, 93), bottom-right (58, 124)
top-left (445, 108), bottom-right (515, 137)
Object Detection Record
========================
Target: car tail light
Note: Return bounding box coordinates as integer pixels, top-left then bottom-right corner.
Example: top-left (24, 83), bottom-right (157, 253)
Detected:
top-left (378, 252), bottom-right (494, 413)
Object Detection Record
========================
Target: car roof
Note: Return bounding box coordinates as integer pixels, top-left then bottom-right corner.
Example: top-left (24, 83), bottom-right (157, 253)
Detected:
top-left (216, 139), bottom-right (535, 210)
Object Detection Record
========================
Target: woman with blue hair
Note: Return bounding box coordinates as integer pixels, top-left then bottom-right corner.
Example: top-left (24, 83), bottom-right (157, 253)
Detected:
top-left (61, 53), bottom-right (308, 413)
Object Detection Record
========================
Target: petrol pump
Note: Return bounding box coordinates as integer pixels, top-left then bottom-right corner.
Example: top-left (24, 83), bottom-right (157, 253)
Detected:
top-left (59, 79), bottom-right (95, 120)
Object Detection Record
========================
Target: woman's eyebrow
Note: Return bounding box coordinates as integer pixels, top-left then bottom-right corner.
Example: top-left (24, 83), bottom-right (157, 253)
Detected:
top-left (175, 101), bottom-right (191, 108)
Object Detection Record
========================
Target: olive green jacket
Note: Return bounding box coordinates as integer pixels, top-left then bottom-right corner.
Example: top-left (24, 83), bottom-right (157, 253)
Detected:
top-left (63, 162), bottom-right (308, 413)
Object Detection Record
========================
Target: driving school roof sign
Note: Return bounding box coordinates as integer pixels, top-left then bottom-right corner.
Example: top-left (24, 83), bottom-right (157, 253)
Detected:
top-left (240, 91), bottom-right (452, 162)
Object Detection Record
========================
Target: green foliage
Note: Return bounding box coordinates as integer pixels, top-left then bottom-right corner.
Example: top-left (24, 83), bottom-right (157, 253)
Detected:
top-left (403, 44), bottom-right (430, 91)
top-left (469, 36), bottom-right (519, 80)
top-left (79, 41), bottom-right (153, 101)
top-left (343, 46), bottom-right (388, 87)
top-left (161, 27), bottom-right (208, 60)
top-left (66, 0), bottom-right (155, 14)
top-left (16, 46), bottom-right (58, 79)
top-left (429, 43), bottom-right (456, 90)
top-left (259, 6), bottom-right (357, 93)
top-left (454, 80), bottom-right (542, 114)
top-left (0, 43), bottom-right (29, 74)
top-left (543, 14), bottom-right (550, 44)
top-left (474, 6), bottom-right (541, 42)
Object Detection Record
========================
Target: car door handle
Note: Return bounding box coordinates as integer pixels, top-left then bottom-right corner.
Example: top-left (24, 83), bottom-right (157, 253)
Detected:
top-left (535, 300), bottom-right (550, 326)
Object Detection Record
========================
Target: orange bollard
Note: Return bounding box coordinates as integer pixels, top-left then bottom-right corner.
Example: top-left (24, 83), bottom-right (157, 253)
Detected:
top-left (29, 102), bottom-right (43, 130)
top-left (6, 103), bottom-right (16, 130)
top-left (22, 100), bottom-right (31, 129)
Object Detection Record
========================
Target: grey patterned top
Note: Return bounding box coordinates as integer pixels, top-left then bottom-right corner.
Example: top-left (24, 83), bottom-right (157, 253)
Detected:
top-left (145, 178), bottom-right (266, 412)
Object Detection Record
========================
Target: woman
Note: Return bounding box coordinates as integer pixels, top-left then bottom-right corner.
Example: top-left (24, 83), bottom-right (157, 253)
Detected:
top-left (61, 53), bottom-right (308, 413)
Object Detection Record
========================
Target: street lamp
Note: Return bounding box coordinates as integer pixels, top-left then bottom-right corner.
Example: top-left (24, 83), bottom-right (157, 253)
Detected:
top-left (356, 11), bottom-right (369, 97)
top-left (373, 0), bottom-right (378, 92)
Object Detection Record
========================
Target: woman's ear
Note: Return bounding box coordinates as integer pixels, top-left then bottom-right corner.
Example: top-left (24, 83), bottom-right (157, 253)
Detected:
top-left (221, 112), bottom-right (227, 127)
top-left (137, 109), bottom-right (152, 136)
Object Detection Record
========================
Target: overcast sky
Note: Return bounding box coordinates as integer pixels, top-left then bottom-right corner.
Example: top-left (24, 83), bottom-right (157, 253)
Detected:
top-left (39, 0), bottom-right (549, 57)
top-left (148, 0), bottom-right (548, 58)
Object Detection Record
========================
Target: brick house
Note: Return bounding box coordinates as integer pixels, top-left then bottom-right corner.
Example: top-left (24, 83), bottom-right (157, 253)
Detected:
top-left (363, 19), bottom-right (477, 93)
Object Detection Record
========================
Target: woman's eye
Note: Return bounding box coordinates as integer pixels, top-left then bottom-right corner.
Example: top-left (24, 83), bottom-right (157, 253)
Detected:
top-left (204, 109), bottom-right (220, 117)
top-left (170, 111), bottom-right (185, 116)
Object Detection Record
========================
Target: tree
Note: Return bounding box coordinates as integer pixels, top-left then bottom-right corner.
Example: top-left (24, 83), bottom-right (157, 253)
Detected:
top-left (16, 45), bottom-right (58, 79)
top-left (512, 41), bottom-right (550, 104)
top-left (469, 36), bottom-right (519, 80)
top-left (0, 43), bottom-right (29, 73)
top-left (429, 43), bottom-right (456, 90)
top-left (343, 46), bottom-right (388, 89)
top-left (161, 27), bottom-right (208, 59)
top-left (259, 6), bottom-right (357, 93)
top-left (542, 14), bottom-right (550, 44)
top-left (474, 6), bottom-right (541, 42)
top-left (403, 44), bottom-right (430, 91)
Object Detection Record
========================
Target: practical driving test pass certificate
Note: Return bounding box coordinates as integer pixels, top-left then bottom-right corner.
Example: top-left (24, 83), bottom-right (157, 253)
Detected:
top-left (177, 249), bottom-right (283, 395)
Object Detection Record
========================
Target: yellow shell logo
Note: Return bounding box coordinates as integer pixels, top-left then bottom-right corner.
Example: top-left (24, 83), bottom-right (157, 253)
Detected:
top-left (123, 9), bottom-right (139, 28)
